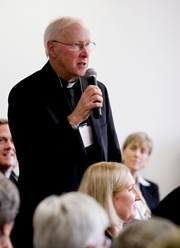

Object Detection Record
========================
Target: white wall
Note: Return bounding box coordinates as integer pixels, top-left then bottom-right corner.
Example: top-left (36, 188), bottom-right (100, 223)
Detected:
top-left (1, 0), bottom-right (180, 199)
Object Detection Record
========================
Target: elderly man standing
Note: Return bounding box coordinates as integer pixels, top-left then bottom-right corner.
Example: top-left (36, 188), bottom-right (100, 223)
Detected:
top-left (8, 16), bottom-right (121, 248)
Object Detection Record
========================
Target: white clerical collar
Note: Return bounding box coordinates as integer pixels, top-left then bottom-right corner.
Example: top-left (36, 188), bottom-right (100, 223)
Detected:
top-left (58, 75), bottom-right (78, 88)
top-left (67, 82), bottom-right (76, 88)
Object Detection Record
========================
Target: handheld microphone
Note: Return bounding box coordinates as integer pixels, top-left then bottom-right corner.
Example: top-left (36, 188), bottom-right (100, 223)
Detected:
top-left (85, 68), bottom-right (102, 119)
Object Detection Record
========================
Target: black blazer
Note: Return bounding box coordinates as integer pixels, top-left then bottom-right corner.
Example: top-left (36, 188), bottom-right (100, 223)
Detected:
top-left (152, 185), bottom-right (180, 225)
top-left (8, 61), bottom-right (121, 248)
top-left (140, 179), bottom-right (160, 212)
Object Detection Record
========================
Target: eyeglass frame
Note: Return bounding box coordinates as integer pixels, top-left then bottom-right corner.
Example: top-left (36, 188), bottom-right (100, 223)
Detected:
top-left (52, 40), bottom-right (96, 52)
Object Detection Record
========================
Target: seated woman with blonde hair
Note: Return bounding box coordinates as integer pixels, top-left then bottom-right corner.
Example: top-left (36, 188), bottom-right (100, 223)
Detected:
top-left (78, 161), bottom-right (141, 240)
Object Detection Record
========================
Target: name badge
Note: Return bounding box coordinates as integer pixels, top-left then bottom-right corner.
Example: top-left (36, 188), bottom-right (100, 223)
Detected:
top-left (79, 124), bottom-right (94, 147)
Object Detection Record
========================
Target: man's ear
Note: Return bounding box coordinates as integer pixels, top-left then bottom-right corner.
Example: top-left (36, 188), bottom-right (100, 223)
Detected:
top-left (47, 40), bottom-right (56, 58)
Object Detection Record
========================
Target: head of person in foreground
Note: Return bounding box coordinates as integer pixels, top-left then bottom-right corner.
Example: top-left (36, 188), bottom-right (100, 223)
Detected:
top-left (0, 172), bottom-right (20, 248)
top-left (33, 191), bottom-right (111, 248)
top-left (111, 217), bottom-right (178, 248)
top-left (148, 227), bottom-right (180, 248)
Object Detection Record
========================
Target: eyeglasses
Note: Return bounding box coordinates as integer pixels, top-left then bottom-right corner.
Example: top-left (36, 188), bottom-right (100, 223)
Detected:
top-left (52, 40), bottom-right (96, 52)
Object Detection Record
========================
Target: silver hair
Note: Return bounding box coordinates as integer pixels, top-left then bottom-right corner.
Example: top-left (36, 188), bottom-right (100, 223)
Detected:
top-left (0, 172), bottom-right (20, 236)
top-left (44, 16), bottom-right (85, 57)
top-left (33, 192), bottom-right (109, 248)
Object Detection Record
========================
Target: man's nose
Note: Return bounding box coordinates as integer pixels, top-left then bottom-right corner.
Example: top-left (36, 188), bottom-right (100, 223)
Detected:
top-left (5, 140), bottom-right (15, 149)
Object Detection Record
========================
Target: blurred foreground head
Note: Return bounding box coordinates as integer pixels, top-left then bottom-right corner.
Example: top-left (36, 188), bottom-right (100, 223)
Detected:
top-left (111, 217), bottom-right (178, 248)
top-left (148, 227), bottom-right (180, 248)
top-left (0, 172), bottom-right (20, 247)
top-left (33, 191), bottom-right (110, 248)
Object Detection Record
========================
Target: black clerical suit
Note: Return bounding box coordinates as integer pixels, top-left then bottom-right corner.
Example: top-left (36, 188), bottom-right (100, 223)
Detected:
top-left (8, 61), bottom-right (121, 248)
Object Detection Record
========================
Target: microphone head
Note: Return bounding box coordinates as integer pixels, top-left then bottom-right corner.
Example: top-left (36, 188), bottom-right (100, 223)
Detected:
top-left (85, 68), bottom-right (97, 78)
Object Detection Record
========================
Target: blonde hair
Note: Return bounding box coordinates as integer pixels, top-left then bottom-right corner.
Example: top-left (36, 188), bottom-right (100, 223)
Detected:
top-left (78, 161), bottom-right (130, 227)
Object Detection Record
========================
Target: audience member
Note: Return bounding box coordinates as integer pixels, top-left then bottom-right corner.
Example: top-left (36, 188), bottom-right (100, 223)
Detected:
top-left (122, 132), bottom-right (160, 216)
top-left (0, 172), bottom-right (20, 248)
top-left (7, 16), bottom-right (121, 248)
top-left (148, 228), bottom-right (180, 248)
top-left (111, 217), bottom-right (178, 248)
top-left (33, 191), bottom-right (111, 248)
top-left (0, 119), bottom-right (19, 185)
top-left (153, 185), bottom-right (180, 225)
top-left (78, 161), bottom-right (141, 239)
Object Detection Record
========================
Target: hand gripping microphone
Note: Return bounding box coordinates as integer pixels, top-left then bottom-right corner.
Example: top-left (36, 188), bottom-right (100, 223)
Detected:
top-left (85, 68), bottom-right (102, 119)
